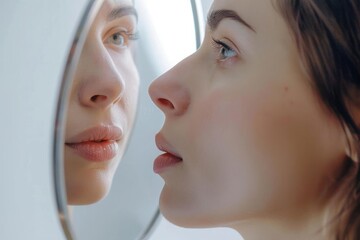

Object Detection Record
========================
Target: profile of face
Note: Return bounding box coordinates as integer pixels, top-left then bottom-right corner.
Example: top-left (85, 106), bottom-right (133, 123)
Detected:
top-left (149, 0), bottom-right (349, 236)
top-left (64, 0), bottom-right (139, 205)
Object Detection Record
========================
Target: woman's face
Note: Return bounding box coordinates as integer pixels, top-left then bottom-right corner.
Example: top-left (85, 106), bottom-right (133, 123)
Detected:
top-left (65, 0), bottom-right (139, 205)
top-left (149, 0), bottom-right (348, 230)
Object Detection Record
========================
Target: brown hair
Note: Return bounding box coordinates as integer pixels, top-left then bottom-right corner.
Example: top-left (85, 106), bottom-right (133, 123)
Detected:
top-left (276, 0), bottom-right (360, 239)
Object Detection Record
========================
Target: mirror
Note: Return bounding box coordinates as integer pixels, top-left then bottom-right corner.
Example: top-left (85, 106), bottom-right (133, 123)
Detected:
top-left (54, 0), bottom-right (198, 239)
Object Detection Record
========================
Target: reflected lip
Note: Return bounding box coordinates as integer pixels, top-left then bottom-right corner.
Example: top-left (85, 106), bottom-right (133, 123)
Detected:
top-left (65, 125), bottom-right (123, 162)
top-left (66, 125), bottom-right (124, 144)
top-left (153, 133), bottom-right (183, 173)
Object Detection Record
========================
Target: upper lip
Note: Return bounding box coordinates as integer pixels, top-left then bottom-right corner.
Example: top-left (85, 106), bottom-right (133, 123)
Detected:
top-left (155, 133), bottom-right (182, 159)
top-left (65, 125), bottom-right (124, 144)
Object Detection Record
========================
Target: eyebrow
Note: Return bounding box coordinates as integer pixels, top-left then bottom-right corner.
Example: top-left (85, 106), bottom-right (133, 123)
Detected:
top-left (107, 6), bottom-right (138, 22)
top-left (207, 9), bottom-right (255, 32)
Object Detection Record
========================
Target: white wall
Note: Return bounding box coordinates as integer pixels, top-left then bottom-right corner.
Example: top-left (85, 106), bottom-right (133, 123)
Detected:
top-left (0, 0), bottom-right (89, 239)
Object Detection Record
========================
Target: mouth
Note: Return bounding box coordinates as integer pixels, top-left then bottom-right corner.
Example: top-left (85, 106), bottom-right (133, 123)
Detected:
top-left (65, 125), bottom-right (123, 162)
top-left (153, 133), bottom-right (183, 173)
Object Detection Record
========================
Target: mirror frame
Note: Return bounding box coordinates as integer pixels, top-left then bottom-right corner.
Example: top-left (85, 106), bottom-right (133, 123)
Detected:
top-left (190, 0), bottom-right (204, 49)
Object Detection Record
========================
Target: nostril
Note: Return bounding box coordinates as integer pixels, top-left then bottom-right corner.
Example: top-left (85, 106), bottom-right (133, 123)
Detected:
top-left (158, 98), bottom-right (175, 110)
top-left (90, 95), bottom-right (107, 102)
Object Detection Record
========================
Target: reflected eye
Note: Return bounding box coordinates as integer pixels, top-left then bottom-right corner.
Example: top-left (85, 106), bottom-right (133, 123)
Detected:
top-left (109, 32), bottom-right (126, 46)
top-left (212, 38), bottom-right (237, 61)
top-left (106, 31), bottom-right (139, 48)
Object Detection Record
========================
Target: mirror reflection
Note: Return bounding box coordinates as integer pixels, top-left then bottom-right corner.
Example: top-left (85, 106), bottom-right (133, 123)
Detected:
top-left (64, 0), bottom-right (139, 206)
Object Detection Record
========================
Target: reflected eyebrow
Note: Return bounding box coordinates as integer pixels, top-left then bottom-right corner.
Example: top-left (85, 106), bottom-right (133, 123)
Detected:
top-left (207, 9), bottom-right (255, 32)
top-left (107, 6), bottom-right (138, 22)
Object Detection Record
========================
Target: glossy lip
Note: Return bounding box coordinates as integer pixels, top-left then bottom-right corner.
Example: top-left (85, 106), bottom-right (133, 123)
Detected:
top-left (153, 133), bottom-right (183, 173)
top-left (65, 125), bottom-right (124, 162)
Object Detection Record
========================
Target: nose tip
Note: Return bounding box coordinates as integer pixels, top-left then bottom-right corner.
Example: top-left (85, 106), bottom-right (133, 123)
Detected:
top-left (79, 77), bottom-right (125, 109)
top-left (148, 77), bottom-right (190, 116)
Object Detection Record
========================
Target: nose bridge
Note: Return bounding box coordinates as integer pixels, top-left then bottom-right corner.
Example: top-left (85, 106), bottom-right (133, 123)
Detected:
top-left (149, 55), bottom-right (195, 116)
top-left (77, 33), bottom-right (125, 109)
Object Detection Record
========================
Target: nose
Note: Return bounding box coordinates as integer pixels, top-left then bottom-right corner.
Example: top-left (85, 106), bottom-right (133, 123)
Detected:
top-left (76, 37), bottom-right (125, 109)
top-left (148, 62), bottom-right (191, 116)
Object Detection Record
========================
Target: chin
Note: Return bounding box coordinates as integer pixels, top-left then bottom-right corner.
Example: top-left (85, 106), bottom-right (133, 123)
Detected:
top-left (159, 188), bottom-right (213, 229)
top-left (160, 205), bottom-right (218, 229)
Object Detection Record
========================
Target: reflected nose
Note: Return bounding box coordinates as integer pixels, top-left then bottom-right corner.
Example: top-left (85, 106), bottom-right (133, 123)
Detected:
top-left (148, 64), bottom-right (190, 116)
top-left (77, 38), bottom-right (125, 109)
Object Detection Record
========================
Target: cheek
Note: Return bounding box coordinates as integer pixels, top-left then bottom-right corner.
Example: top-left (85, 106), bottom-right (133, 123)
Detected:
top-left (187, 91), bottom-right (277, 212)
top-left (186, 84), bottom-right (343, 217)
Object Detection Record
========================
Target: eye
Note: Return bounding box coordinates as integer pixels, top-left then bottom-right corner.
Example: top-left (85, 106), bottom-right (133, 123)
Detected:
top-left (106, 31), bottom-right (139, 48)
top-left (211, 38), bottom-right (237, 62)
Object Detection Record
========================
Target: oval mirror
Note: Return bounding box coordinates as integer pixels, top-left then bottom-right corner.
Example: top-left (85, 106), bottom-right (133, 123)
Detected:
top-left (54, 0), bottom-right (199, 239)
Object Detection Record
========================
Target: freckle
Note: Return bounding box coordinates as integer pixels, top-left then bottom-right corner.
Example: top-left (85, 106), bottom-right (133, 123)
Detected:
top-left (284, 86), bottom-right (289, 92)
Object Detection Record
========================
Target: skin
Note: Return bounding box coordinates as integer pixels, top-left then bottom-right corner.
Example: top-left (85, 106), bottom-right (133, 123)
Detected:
top-left (64, 0), bottom-right (139, 205)
top-left (148, 0), bottom-right (350, 239)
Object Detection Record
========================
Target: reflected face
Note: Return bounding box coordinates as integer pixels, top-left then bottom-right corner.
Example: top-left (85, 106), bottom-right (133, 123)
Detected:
top-left (149, 0), bottom-right (347, 229)
top-left (65, 0), bottom-right (139, 205)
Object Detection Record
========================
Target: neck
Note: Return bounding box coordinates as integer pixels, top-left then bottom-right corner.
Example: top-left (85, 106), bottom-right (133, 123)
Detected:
top-left (228, 207), bottom-right (335, 240)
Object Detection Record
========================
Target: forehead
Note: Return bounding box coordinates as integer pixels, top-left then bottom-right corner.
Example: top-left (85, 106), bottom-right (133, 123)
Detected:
top-left (94, 0), bottom-right (136, 21)
top-left (109, 0), bottom-right (133, 5)
top-left (210, 0), bottom-right (277, 24)
top-left (210, 0), bottom-right (288, 37)
top-left (102, 0), bottom-right (134, 13)
top-left (211, 0), bottom-right (274, 13)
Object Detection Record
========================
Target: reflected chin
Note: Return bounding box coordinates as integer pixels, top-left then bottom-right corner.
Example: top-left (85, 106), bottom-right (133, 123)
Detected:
top-left (66, 172), bottom-right (113, 205)
top-left (64, 146), bottom-right (122, 205)
top-left (64, 154), bottom-right (125, 206)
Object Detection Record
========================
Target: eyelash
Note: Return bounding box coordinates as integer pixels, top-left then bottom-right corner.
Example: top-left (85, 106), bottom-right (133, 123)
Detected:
top-left (107, 30), bottom-right (140, 48)
top-left (211, 37), bottom-right (238, 62)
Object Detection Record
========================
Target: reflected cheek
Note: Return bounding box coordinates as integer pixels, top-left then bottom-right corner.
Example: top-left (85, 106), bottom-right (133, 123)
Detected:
top-left (113, 57), bottom-right (139, 118)
top-left (115, 58), bottom-right (139, 102)
top-left (121, 77), bottom-right (139, 129)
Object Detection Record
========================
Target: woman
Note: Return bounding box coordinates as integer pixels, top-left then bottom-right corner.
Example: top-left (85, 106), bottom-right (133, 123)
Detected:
top-left (149, 0), bottom-right (360, 239)
top-left (64, 0), bottom-right (139, 205)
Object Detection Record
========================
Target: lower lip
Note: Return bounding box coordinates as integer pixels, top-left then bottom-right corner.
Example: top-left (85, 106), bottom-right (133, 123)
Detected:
top-left (66, 141), bottom-right (119, 162)
top-left (153, 153), bottom-right (182, 174)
